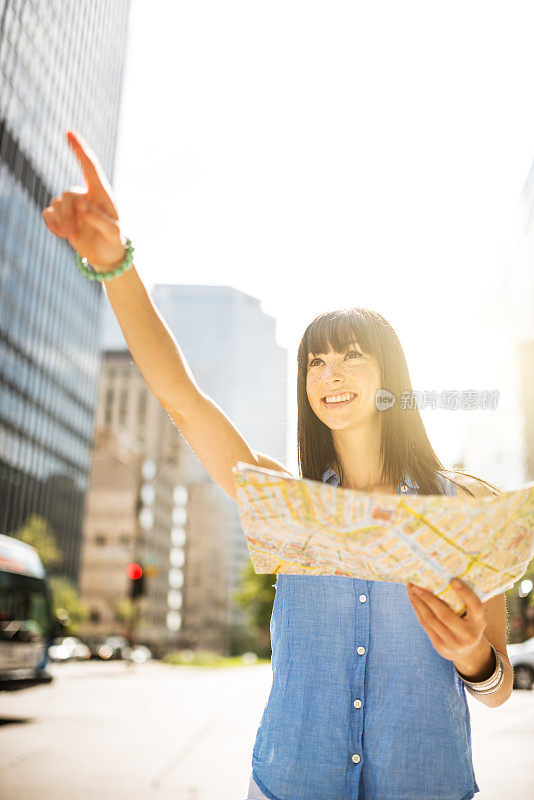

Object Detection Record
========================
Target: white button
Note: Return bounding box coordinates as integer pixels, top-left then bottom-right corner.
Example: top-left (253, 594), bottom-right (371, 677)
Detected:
top-left (359, 594), bottom-right (367, 603)
top-left (353, 699), bottom-right (362, 708)
top-left (352, 753), bottom-right (361, 764)
top-left (400, 484), bottom-right (408, 493)
top-left (357, 646), bottom-right (365, 655)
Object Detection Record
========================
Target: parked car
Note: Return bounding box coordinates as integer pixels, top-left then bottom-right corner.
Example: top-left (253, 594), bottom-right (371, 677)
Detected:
top-left (89, 635), bottom-right (130, 660)
top-left (507, 636), bottom-right (534, 689)
top-left (83, 636), bottom-right (152, 662)
top-left (124, 644), bottom-right (152, 664)
top-left (48, 636), bottom-right (91, 662)
top-left (82, 638), bottom-right (106, 659)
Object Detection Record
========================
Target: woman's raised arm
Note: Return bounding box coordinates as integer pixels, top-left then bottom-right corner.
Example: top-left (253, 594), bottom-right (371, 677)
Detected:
top-left (42, 129), bottom-right (291, 502)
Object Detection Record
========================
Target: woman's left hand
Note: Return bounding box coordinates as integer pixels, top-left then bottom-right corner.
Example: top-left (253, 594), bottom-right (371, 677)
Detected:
top-left (406, 578), bottom-right (487, 664)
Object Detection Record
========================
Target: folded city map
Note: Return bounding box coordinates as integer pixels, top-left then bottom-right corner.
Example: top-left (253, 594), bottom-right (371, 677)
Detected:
top-left (232, 462), bottom-right (534, 614)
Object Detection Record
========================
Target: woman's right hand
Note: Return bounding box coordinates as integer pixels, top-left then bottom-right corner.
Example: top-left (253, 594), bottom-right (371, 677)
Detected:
top-left (41, 129), bottom-right (127, 272)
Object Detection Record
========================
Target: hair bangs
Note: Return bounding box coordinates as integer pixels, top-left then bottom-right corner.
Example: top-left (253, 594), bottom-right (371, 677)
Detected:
top-left (300, 309), bottom-right (377, 364)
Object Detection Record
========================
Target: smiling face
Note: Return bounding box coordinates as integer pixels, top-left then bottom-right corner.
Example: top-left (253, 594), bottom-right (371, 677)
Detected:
top-left (306, 342), bottom-right (383, 430)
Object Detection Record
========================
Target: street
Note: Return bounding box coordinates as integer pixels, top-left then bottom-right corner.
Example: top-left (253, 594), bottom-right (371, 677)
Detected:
top-left (0, 659), bottom-right (533, 799)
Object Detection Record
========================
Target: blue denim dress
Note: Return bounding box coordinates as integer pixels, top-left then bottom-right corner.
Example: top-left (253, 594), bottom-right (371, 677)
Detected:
top-left (251, 469), bottom-right (480, 800)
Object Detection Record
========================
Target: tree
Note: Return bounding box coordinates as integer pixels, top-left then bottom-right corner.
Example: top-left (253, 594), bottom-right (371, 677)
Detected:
top-left (233, 560), bottom-right (276, 658)
top-left (11, 515), bottom-right (89, 636)
top-left (112, 597), bottom-right (140, 644)
top-left (11, 514), bottom-right (62, 569)
top-left (48, 576), bottom-right (89, 636)
top-left (506, 554), bottom-right (534, 642)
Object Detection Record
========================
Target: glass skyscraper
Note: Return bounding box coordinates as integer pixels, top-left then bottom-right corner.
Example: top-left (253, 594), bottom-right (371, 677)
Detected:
top-left (0, 1), bottom-right (131, 582)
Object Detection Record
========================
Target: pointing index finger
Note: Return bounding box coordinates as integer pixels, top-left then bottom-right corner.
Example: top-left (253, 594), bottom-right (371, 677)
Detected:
top-left (66, 129), bottom-right (109, 193)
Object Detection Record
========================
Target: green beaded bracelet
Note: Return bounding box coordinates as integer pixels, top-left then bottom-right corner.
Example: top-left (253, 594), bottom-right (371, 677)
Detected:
top-left (75, 237), bottom-right (134, 282)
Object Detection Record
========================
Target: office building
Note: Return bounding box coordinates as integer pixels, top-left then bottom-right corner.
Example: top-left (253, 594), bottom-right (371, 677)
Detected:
top-left (0, 1), bottom-right (131, 581)
top-left (461, 157), bottom-right (534, 489)
top-left (79, 349), bottom-right (232, 653)
top-left (100, 284), bottom-right (288, 640)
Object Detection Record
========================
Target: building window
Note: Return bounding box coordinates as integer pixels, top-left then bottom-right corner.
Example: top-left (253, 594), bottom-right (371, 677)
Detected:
top-left (137, 389), bottom-right (147, 423)
top-left (137, 389), bottom-right (147, 441)
top-left (95, 534), bottom-right (106, 547)
top-left (119, 388), bottom-right (128, 425)
top-left (104, 389), bottom-right (114, 424)
top-left (119, 534), bottom-right (131, 549)
top-left (90, 608), bottom-right (101, 623)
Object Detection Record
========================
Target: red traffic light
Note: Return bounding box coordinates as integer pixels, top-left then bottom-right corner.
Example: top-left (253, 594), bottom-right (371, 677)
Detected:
top-left (126, 562), bottom-right (143, 580)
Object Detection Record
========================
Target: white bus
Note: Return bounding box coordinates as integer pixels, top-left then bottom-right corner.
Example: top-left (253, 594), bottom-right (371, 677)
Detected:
top-left (0, 533), bottom-right (60, 691)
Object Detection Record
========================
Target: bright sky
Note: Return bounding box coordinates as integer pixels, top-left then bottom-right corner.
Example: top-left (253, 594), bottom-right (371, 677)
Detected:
top-left (112, 1), bottom-right (534, 476)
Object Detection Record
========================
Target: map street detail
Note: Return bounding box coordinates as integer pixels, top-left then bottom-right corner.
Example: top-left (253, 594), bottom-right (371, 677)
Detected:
top-left (231, 462), bottom-right (534, 615)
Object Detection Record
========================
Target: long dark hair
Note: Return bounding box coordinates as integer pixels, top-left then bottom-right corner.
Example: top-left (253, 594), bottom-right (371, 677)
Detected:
top-left (296, 308), bottom-right (501, 498)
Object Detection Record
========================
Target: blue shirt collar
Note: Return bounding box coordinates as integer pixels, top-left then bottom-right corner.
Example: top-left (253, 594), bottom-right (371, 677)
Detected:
top-left (321, 467), bottom-right (419, 493)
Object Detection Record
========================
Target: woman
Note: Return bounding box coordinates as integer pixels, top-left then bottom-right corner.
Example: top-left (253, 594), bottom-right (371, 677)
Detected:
top-left (245, 311), bottom-right (512, 800)
top-left (43, 130), bottom-right (514, 800)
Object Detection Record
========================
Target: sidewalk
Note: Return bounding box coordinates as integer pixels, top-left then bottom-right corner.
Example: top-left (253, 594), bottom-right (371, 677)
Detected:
top-left (0, 660), bottom-right (532, 799)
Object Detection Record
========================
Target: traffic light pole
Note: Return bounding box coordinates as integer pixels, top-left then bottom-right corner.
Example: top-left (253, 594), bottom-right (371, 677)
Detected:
top-left (130, 469), bottom-right (143, 649)
top-left (127, 560), bottom-right (145, 647)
